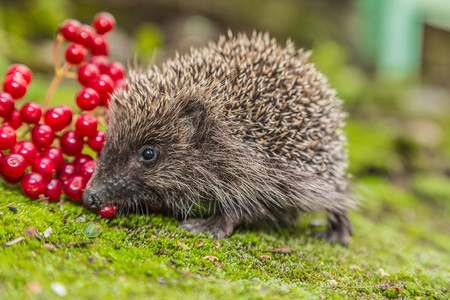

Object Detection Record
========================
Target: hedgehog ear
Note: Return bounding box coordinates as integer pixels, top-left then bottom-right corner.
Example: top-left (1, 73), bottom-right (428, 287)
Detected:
top-left (179, 99), bottom-right (207, 141)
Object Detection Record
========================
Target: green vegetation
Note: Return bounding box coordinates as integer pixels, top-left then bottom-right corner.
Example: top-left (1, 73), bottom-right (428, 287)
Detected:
top-left (0, 174), bottom-right (448, 299)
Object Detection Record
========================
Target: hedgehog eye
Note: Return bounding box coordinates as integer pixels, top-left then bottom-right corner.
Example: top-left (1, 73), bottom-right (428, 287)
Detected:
top-left (139, 146), bottom-right (158, 163)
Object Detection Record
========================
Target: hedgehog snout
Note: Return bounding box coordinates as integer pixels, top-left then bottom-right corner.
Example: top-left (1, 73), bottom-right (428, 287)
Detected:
top-left (82, 188), bottom-right (102, 210)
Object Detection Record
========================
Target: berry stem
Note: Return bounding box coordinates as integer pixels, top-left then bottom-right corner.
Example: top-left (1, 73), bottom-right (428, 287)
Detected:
top-left (53, 34), bottom-right (64, 72)
top-left (65, 72), bottom-right (78, 79)
top-left (43, 63), bottom-right (72, 110)
top-left (20, 124), bottom-right (32, 140)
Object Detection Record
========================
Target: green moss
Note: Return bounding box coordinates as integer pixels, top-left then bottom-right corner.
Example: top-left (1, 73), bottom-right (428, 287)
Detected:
top-left (1, 175), bottom-right (449, 299)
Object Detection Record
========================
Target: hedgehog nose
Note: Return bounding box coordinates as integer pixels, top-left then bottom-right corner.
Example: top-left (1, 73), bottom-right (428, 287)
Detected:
top-left (82, 189), bottom-right (101, 209)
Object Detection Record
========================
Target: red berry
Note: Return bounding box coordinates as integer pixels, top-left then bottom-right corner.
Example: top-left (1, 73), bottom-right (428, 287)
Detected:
top-left (59, 19), bottom-right (82, 42)
top-left (19, 102), bottom-right (42, 124)
top-left (60, 131), bottom-right (84, 156)
top-left (0, 92), bottom-right (14, 118)
top-left (6, 64), bottom-right (32, 84)
top-left (80, 160), bottom-right (97, 182)
top-left (73, 153), bottom-right (93, 166)
top-left (75, 25), bottom-right (95, 49)
top-left (90, 34), bottom-right (109, 56)
top-left (45, 179), bottom-right (63, 201)
top-left (98, 204), bottom-right (117, 218)
top-left (31, 124), bottom-right (55, 149)
top-left (58, 163), bottom-right (76, 183)
top-left (75, 114), bottom-right (98, 137)
top-left (115, 79), bottom-right (126, 90)
top-left (21, 173), bottom-right (46, 199)
top-left (2, 173), bottom-right (23, 184)
top-left (41, 147), bottom-right (65, 171)
top-left (32, 157), bottom-right (56, 180)
top-left (3, 74), bottom-right (27, 100)
top-left (0, 125), bottom-right (16, 150)
top-left (73, 154), bottom-right (93, 174)
top-left (44, 106), bottom-right (68, 131)
top-left (63, 175), bottom-right (86, 200)
top-left (65, 43), bottom-right (87, 65)
top-left (87, 131), bottom-right (105, 152)
top-left (1, 153), bottom-right (26, 178)
top-left (89, 55), bottom-right (109, 73)
top-left (89, 74), bottom-right (114, 96)
top-left (58, 105), bottom-right (73, 125)
top-left (90, 74), bottom-right (114, 107)
top-left (93, 12), bottom-right (115, 34)
top-left (11, 141), bottom-right (37, 165)
top-left (3, 111), bottom-right (22, 129)
top-left (106, 62), bottom-right (125, 81)
top-left (75, 87), bottom-right (100, 111)
top-left (77, 63), bottom-right (100, 86)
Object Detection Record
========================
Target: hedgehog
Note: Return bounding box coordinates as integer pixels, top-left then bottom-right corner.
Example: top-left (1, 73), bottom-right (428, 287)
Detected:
top-left (83, 31), bottom-right (354, 245)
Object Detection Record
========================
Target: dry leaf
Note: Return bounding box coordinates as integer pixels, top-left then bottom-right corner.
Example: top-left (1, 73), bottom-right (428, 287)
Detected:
top-left (376, 268), bottom-right (390, 277)
top-left (266, 247), bottom-right (292, 253)
top-left (24, 227), bottom-right (42, 241)
top-left (203, 255), bottom-right (219, 262)
top-left (43, 227), bottom-right (53, 238)
top-left (161, 249), bottom-right (168, 255)
top-left (260, 255), bottom-right (271, 259)
top-left (365, 272), bottom-right (372, 279)
top-left (43, 243), bottom-right (55, 251)
top-left (75, 216), bottom-right (86, 223)
top-left (5, 237), bottom-right (25, 246)
top-left (51, 282), bottom-right (67, 297)
top-left (27, 282), bottom-right (42, 294)
top-left (146, 258), bottom-right (152, 262)
top-left (197, 241), bottom-right (204, 248)
top-left (151, 235), bottom-right (157, 239)
top-left (177, 240), bottom-right (186, 249)
top-left (214, 241), bottom-right (221, 248)
top-left (349, 264), bottom-right (361, 270)
top-left (214, 261), bottom-right (222, 268)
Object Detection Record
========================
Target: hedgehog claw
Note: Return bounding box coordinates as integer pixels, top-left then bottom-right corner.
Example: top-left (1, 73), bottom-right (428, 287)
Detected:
top-left (179, 215), bottom-right (236, 239)
top-left (316, 211), bottom-right (353, 247)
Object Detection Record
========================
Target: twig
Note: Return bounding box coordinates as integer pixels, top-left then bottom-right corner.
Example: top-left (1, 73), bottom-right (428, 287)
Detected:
top-left (64, 71), bottom-right (78, 79)
top-left (165, 262), bottom-right (232, 284)
top-left (43, 62), bottom-right (72, 110)
top-left (53, 34), bottom-right (64, 72)
top-left (333, 282), bottom-right (402, 290)
top-left (20, 124), bottom-right (31, 139)
top-left (64, 241), bottom-right (93, 248)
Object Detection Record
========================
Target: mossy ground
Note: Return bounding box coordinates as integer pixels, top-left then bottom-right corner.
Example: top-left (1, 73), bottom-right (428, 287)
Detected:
top-left (0, 175), bottom-right (448, 299)
top-left (1, 79), bottom-right (449, 299)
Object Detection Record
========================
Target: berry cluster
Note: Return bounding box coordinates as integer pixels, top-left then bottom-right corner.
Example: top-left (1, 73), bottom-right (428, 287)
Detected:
top-left (0, 12), bottom-right (120, 218)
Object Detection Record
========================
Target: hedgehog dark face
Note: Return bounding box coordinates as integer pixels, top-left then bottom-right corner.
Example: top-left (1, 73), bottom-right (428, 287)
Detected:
top-left (82, 81), bottom-right (217, 217)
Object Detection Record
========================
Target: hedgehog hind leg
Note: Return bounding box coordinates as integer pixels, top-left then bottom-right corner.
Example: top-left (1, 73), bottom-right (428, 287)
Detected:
top-left (179, 214), bottom-right (238, 239)
top-left (317, 211), bottom-right (353, 247)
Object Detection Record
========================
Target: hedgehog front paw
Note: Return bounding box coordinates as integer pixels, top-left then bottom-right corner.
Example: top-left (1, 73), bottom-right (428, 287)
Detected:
top-left (179, 215), bottom-right (236, 239)
top-left (317, 211), bottom-right (353, 247)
